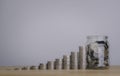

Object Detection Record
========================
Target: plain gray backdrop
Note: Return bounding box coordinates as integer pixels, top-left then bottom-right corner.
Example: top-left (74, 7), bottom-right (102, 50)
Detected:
top-left (0, 0), bottom-right (120, 66)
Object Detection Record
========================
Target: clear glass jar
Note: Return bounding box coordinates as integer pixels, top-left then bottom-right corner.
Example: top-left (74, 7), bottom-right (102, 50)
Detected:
top-left (86, 35), bottom-right (109, 69)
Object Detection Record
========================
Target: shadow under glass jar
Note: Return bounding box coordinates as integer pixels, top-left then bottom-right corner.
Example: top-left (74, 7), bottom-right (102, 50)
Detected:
top-left (86, 35), bottom-right (109, 69)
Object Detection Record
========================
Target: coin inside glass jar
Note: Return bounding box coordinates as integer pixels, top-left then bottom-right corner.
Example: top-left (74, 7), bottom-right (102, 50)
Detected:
top-left (86, 35), bottom-right (109, 69)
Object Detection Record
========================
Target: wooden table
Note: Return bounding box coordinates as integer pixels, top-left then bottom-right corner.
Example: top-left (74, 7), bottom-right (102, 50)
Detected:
top-left (0, 66), bottom-right (120, 76)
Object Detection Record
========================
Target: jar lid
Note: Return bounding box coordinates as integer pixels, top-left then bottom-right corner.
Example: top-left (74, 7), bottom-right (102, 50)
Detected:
top-left (87, 35), bottom-right (108, 41)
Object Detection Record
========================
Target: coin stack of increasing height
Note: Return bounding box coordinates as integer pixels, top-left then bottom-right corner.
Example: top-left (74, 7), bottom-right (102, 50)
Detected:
top-left (62, 55), bottom-right (68, 70)
top-left (46, 61), bottom-right (52, 70)
top-left (38, 63), bottom-right (44, 70)
top-left (70, 52), bottom-right (75, 69)
top-left (77, 46), bottom-right (83, 69)
top-left (54, 59), bottom-right (60, 70)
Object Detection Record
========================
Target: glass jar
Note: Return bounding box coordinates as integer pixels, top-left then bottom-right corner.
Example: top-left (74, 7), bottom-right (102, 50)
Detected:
top-left (86, 35), bottom-right (109, 69)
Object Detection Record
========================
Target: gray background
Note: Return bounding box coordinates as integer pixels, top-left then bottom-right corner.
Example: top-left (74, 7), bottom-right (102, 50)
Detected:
top-left (0, 0), bottom-right (120, 66)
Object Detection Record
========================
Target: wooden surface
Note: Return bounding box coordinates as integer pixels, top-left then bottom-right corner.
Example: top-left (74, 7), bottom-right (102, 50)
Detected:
top-left (0, 66), bottom-right (120, 76)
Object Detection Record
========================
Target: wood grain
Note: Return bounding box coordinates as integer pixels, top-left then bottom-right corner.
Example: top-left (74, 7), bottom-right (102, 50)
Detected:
top-left (0, 66), bottom-right (120, 76)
